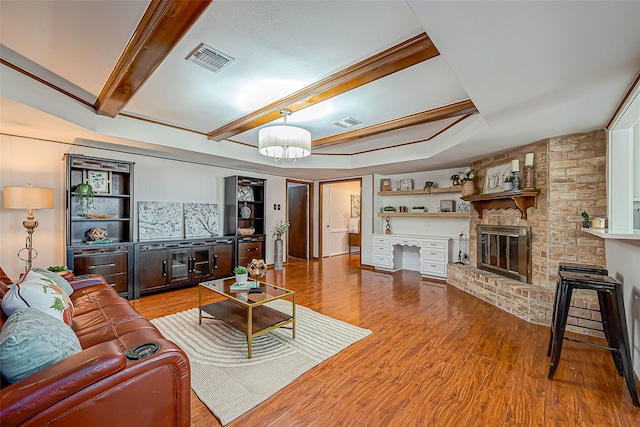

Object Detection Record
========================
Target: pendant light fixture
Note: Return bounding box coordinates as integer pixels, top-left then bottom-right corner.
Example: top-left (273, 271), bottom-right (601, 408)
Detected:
top-left (258, 109), bottom-right (311, 163)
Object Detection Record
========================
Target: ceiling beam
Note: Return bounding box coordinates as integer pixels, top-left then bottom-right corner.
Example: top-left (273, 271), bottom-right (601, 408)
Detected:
top-left (312, 100), bottom-right (478, 148)
top-left (207, 32), bottom-right (439, 141)
top-left (95, 0), bottom-right (211, 117)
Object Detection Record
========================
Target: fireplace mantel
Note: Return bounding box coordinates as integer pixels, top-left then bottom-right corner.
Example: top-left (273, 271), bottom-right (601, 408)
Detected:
top-left (462, 190), bottom-right (541, 219)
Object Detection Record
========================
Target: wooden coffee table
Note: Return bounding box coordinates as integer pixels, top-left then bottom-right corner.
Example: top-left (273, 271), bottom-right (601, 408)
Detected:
top-left (198, 279), bottom-right (296, 358)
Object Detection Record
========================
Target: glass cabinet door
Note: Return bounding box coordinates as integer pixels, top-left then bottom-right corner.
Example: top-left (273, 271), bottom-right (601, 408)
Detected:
top-left (192, 247), bottom-right (212, 281)
top-left (169, 249), bottom-right (191, 284)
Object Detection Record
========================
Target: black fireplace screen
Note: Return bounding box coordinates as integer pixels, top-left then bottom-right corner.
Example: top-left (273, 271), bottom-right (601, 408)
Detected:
top-left (477, 225), bottom-right (531, 283)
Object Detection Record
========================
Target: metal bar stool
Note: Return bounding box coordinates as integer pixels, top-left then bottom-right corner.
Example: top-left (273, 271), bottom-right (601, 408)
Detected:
top-left (548, 270), bottom-right (639, 406)
top-left (547, 262), bottom-right (609, 359)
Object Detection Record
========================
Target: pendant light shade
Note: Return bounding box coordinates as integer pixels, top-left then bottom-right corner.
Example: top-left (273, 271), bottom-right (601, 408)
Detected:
top-left (258, 109), bottom-right (311, 163)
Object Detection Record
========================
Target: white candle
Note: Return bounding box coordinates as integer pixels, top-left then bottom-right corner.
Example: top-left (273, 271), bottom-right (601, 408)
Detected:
top-left (511, 159), bottom-right (519, 172)
top-left (525, 153), bottom-right (534, 166)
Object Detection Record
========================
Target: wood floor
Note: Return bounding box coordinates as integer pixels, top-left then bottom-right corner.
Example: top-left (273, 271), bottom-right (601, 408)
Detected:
top-left (130, 255), bottom-right (640, 426)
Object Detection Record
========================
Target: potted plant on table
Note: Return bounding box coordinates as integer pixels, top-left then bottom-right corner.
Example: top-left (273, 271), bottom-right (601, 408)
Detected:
top-left (234, 266), bottom-right (248, 284)
top-left (581, 211), bottom-right (591, 228)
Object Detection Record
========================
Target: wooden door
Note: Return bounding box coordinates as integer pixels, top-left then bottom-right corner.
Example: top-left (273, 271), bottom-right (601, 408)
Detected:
top-left (288, 184), bottom-right (308, 259)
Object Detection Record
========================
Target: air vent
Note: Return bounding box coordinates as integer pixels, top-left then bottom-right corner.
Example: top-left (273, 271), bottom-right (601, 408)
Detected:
top-left (332, 117), bottom-right (362, 128)
top-left (186, 43), bottom-right (235, 74)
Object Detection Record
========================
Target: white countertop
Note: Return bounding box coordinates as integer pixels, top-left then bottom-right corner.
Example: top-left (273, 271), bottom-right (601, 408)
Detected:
top-left (582, 228), bottom-right (640, 240)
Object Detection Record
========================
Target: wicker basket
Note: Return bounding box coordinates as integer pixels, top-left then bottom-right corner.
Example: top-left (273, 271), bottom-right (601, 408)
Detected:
top-left (461, 181), bottom-right (475, 197)
top-left (238, 227), bottom-right (255, 236)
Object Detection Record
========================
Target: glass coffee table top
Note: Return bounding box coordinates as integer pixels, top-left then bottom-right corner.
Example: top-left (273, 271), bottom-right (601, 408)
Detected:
top-left (198, 279), bottom-right (296, 358)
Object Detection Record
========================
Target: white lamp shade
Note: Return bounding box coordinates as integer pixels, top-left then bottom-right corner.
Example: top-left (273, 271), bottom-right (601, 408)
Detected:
top-left (259, 125), bottom-right (311, 160)
top-left (4, 186), bottom-right (54, 210)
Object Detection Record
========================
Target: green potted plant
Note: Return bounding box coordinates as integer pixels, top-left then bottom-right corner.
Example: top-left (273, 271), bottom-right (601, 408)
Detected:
top-left (75, 182), bottom-right (95, 216)
top-left (412, 206), bottom-right (426, 212)
top-left (234, 266), bottom-right (248, 284)
top-left (383, 206), bottom-right (396, 212)
top-left (503, 174), bottom-right (514, 191)
top-left (581, 211), bottom-right (590, 228)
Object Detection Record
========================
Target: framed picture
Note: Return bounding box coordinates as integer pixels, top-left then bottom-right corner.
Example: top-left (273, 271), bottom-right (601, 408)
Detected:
top-left (400, 179), bottom-right (413, 191)
top-left (351, 194), bottom-right (360, 218)
top-left (380, 178), bottom-right (391, 191)
top-left (85, 170), bottom-right (111, 193)
top-left (439, 200), bottom-right (455, 212)
top-left (237, 185), bottom-right (254, 201)
top-left (484, 163), bottom-right (512, 194)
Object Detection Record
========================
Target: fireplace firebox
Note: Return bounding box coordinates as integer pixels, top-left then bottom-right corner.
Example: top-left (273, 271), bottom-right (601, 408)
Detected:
top-left (477, 225), bottom-right (532, 283)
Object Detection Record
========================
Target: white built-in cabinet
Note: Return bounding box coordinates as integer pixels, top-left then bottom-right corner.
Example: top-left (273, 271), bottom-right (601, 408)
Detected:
top-left (371, 234), bottom-right (451, 279)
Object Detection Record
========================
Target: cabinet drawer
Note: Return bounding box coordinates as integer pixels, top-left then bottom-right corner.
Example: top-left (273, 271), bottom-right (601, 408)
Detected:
top-left (372, 255), bottom-right (392, 268)
top-left (372, 244), bottom-right (391, 255)
top-left (238, 242), bottom-right (263, 267)
top-left (421, 240), bottom-right (445, 250)
top-left (421, 262), bottom-right (446, 277)
top-left (422, 249), bottom-right (446, 262)
top-left (392, 238), bottom-right (419, 246)
top-left (74, 253), bottom-right (127, 276)
top-left (101, 273), bottom-right (128, 294)
top-left (373, 236), bottom-right (390, 245)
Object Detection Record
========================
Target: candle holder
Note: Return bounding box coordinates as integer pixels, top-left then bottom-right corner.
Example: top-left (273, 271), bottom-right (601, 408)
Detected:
top-left (524, 165), bottom-right (534, 189)
top-left (512, 171), bottom-right (520, 191)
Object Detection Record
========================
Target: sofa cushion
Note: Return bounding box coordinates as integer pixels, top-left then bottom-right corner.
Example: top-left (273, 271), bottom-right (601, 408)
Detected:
top-left (0, 307), bottom-right (82, 384)
top-left (1, 270), bottom-right (74, 326)
top-left (30, 267), bottom-right (74, 296)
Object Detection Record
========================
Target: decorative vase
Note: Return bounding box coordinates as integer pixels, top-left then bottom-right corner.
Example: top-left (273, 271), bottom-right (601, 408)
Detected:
top-left (240, 202), bottom-right (251, 219)
top-left (461, 181), bottom-right (475, 197)
top-left (274, 235), bottom-right (284, 270)
top-left (235, 273), bottom-right (248, 284)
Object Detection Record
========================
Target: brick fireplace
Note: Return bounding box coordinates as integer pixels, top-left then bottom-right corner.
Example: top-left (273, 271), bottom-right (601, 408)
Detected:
top-left (447, 130), bottom-right (607, 336)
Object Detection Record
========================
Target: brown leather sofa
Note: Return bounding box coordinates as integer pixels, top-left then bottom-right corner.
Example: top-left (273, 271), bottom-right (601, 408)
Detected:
top-left (0, 268), bottom-right (191, 426)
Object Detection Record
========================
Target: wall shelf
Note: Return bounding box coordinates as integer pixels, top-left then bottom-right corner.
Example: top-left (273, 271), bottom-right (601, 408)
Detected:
top-left (377, 212), bottom-right (468, 218)
top-left (377, 186), bottom-right (461, 196)
top-left (462, 190), bottom-right (541, 219)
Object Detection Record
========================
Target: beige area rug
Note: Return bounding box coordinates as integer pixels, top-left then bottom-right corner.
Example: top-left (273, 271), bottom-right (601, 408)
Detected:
top-left (151, 300), bottom-right (371, 425)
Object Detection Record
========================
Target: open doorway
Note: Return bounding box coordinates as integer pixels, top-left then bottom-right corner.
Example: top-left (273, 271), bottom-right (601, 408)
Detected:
top-left (319, 178), bottom-right (362, 263)
top-left (286, 180), bottom-right (313, 260)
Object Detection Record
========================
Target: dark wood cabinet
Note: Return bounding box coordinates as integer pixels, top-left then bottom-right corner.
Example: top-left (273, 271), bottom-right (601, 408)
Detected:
top-left (66, 244), bottom-right (132, 295)
top-left (135, 238), bottom-right (234, 297)
top-left (237, 236), bottom-right (265, 267)
top-left (225, 176), bottom-right (266, 267)
top-left (65, 155), bottom-right (134, 298)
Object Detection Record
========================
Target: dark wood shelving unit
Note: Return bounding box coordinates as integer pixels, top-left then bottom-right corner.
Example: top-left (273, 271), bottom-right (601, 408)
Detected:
top-left (462, 190), bottom-right (541, 219)
top-left (65, 154), bottom-right (135, 298)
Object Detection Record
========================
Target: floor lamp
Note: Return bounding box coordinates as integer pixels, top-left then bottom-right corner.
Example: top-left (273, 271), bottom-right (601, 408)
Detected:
top-left (3, 184), bottom-right (54, 271)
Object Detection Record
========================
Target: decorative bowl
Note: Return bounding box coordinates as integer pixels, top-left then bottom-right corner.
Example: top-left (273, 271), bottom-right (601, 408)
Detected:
top-left (238, 227), bottom-right (255, 236)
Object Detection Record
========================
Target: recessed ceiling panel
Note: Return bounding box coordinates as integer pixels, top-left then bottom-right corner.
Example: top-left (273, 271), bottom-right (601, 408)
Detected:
top-left (0, 0), bottom-right (151, 97)
top-left (232, 57), bottom-right (469, 150)
top-left (123, 0), bottom-right (425, 132)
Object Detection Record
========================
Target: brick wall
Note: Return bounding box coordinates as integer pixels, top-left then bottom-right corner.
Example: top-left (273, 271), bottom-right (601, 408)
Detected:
top-left (448, 129), bottom-right (607, 335)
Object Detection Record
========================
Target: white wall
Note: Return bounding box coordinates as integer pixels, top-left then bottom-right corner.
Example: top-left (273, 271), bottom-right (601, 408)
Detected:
top-left (0, 135), bottom-right (287, 279)
top-left (604, 240), bottom-right (640, 376)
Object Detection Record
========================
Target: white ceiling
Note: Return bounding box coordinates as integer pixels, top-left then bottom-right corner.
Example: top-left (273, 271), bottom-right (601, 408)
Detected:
top-left (1, 1), bottom-right (639, 180)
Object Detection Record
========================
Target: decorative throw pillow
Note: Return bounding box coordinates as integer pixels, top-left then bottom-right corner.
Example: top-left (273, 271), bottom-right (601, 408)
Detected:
top-left (30, 267), bottom-right (74, 296)
top-left (1, 270), bottom-right (74, 325)
top-left (0, 307), bottom-right (82, 384)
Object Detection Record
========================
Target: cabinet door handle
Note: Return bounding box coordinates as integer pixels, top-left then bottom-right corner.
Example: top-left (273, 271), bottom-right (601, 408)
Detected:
top-left (89, 263), bottom-right (116, 269)
top-left (246, 247), bottom-right (259, 252)
top-left (214, 254), bottom-right (218, 269)
top-left (162, 260), bottom-right (167, 277)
